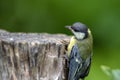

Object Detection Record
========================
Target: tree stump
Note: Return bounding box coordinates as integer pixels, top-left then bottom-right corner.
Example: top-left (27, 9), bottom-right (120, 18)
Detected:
top-left (0, 30), bottom-right (70, 80)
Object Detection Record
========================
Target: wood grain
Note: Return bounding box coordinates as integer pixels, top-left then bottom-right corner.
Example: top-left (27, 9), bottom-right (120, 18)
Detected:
top-left (0, 30), bottom-right (70, 80)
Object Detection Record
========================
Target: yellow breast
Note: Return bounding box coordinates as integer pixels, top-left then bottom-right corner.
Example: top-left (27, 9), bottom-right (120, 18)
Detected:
top-left (67, 36), bottom-right (77, 57)
top-left (67, 34), bottom-right (93, 59)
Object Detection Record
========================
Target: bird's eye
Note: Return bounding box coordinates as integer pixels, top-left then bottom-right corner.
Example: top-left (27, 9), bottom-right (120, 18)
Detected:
top-left (73, 29), bottom-right (79, 32)
top-left (71, 26), bottom-right (80, 32)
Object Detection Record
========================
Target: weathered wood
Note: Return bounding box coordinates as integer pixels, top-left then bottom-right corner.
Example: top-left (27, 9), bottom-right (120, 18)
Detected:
top-left (0, 30), bottom-right (70, 80)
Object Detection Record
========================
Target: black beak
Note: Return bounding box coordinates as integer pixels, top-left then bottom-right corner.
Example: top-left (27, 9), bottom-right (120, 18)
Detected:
top-left (65, 26), bottom-right (72, 30)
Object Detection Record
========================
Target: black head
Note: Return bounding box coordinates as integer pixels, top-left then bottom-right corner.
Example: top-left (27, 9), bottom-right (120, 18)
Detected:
top-left (71, 22), bottom-right (88, 33)
top-left (66, 22), bottom-right (89, 40)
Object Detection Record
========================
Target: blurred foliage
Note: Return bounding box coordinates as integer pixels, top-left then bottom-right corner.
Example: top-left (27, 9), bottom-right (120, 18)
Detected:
top-left (0, 0), bottom-right (120, 80)
top-left (101, 65), bottom-right (120, 80)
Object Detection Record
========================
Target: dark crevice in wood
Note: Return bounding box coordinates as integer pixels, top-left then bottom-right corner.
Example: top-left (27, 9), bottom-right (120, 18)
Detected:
top-left (0, 30), bottom-right (70, 80)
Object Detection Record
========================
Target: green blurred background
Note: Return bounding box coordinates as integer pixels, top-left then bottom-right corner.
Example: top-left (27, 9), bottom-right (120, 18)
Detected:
top-left (0, 0), bottom-right (120, 80)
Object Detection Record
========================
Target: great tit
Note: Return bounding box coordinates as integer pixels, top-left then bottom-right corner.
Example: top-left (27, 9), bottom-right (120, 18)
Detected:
top-left (66, 22), bottom-right (93, 80)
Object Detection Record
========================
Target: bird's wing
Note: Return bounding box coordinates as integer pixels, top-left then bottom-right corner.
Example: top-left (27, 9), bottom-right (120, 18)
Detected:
top-left (84, 57), bottom-right (91, 77)
top-left (79, 57), bottom-right (91, 79)
top-left (68, 44), bottom-right (83, 80)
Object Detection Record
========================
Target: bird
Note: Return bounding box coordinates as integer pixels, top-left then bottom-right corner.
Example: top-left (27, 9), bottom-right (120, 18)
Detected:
top-left (65, 22), bottom-right (93, 80)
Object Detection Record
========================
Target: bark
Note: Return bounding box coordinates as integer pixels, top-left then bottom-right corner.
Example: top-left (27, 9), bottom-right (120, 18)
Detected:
top-left (0, 30), bottom-right (70, 80)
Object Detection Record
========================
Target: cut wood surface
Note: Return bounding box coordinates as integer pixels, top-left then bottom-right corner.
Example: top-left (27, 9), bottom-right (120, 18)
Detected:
top-left (0, 30), bottom-right (70, 80)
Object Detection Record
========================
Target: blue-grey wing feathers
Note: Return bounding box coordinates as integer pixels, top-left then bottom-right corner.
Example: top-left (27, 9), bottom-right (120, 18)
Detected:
top-left (68, 44), bottom-right (82, 80)
top-left (68, 44), bottom-right (91, 80)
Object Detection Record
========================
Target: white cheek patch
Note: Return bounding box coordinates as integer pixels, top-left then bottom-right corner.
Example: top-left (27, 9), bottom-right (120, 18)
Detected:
top-left (74, 32), bottom-right (85, 40)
